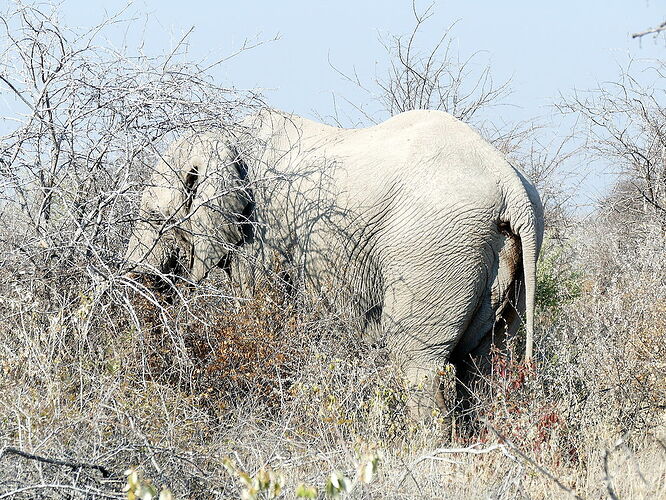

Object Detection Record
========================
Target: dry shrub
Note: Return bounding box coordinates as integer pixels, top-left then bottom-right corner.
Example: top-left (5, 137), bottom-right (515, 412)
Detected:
top-left (191, 284), bottom-right (299, 408)
top-left (128, 272), bottom-right (320, 412)
top-left (471, 346), bottom-right (582, 468)
top-left (3, 217), bottom-right (664, 499)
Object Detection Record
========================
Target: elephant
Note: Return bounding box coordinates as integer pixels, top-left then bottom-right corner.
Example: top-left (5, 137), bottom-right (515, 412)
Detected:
top-left (125, 108), bottom-right (544, 418)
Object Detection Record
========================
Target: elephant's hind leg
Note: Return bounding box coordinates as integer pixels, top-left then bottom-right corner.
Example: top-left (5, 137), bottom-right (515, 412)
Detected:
top-left (451, 232), bottom-right (525, 434)
top-left (400, 361), bottom-right (458, 440)
top-left (379, 267), bottom-right (485, 434)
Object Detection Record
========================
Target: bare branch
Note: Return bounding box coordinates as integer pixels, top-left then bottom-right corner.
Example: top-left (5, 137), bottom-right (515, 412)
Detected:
top-left (0, 446), bottom-right (111, 477)
top-left (632, 20), bottom-right (666, 39)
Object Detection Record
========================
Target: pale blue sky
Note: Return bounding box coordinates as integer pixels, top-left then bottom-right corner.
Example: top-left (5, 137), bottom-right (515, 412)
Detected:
top-left (58, 0), bottom-right (665, 125)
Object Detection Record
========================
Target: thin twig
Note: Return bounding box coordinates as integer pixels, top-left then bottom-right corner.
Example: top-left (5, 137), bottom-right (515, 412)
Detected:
top-left (485, 424), bottom-right (584, 500)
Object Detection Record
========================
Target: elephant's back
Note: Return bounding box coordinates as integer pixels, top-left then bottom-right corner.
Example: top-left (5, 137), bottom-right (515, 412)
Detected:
top-left (243, 108), bottom-right (526, 217)
top-left (348, 110), bottom-right (509, 177)
top-left (326, 110), bottom-right (511, 212)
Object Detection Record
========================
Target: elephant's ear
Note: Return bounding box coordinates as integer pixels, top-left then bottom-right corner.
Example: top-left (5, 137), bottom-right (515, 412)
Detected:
top-left (183, 164), bottom-right (199, 213)
top-left (232, 152), bottom-right (255, 244)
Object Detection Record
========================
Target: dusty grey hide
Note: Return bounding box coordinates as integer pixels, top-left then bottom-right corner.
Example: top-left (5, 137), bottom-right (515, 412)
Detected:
top-left (126, 109), bottom-right (544, 415)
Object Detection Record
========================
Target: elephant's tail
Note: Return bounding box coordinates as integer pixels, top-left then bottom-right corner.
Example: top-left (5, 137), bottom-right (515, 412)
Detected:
top-left (520, 227), bottom-right (539, 362)
top-left (502, 170), bottom-right (543, 363)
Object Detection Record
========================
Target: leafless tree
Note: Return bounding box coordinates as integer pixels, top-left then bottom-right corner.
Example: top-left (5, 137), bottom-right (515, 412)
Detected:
top-left (375, 2), bottom-right (511, 123)
top-left (0, 3), bottom-right (264, 275)
top-left (0, 3), bottom-right (264, 497)
top-left (327, 1), bottom-right (511, 128)
top-left (557, 60), bottom-right (666, 230)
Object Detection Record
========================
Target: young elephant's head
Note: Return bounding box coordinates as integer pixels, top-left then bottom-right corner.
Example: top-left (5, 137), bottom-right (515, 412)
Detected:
top-left (125, 133), bottom-right (254, 285)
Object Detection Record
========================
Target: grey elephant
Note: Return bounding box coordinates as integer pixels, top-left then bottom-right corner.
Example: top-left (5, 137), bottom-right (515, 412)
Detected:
top-left (125, 108), bottom-right (543, 415)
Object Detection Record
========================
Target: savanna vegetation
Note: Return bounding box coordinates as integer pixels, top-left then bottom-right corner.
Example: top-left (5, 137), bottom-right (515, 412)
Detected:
top-left (0, 3), bottom-right (664, 499)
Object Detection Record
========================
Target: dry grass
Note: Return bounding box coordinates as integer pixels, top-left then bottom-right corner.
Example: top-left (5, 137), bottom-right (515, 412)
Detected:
top-left (1, 216), bottom-right (665, 499)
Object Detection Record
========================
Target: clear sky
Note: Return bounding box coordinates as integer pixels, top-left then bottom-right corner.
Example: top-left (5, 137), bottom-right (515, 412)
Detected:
top-left (6, 1), bottom-right (666, 203)
top-left (57, 0), bottom-right (665, 123)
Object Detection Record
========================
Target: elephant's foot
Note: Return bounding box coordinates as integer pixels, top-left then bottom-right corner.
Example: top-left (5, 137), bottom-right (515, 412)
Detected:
top-left (403, 362), bottom-right (457, 443)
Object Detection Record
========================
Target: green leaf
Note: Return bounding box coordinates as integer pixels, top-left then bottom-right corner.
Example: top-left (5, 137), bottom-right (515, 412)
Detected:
top-left (325, 471), bottom-right (350, 498)
top-left (295, 483), bottom-right (318, 498)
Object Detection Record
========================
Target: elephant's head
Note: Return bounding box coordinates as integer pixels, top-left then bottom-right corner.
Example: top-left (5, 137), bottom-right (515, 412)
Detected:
top-left (125, 132), bottom-right (254, 286)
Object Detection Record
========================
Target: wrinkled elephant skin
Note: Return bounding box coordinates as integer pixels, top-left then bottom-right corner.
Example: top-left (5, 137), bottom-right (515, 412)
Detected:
top-left (126, 109), bottom-right (544, 417)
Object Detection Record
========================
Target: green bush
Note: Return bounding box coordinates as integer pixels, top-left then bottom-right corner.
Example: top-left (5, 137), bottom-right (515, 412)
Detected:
top-left (536, 238), bottom-right (582, 311)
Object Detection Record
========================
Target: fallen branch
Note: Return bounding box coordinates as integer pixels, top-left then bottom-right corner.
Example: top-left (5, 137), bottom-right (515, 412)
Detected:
top-left (0, 446), bottom-right (111, 478)
top-left (398, 443), bottom-right (512, 486)
top-left (0, 484), bottom-right (121, 500)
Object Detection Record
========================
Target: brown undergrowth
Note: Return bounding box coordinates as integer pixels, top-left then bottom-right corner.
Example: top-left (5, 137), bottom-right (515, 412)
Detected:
top-left (128, 275), bottom-right (321, 414)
